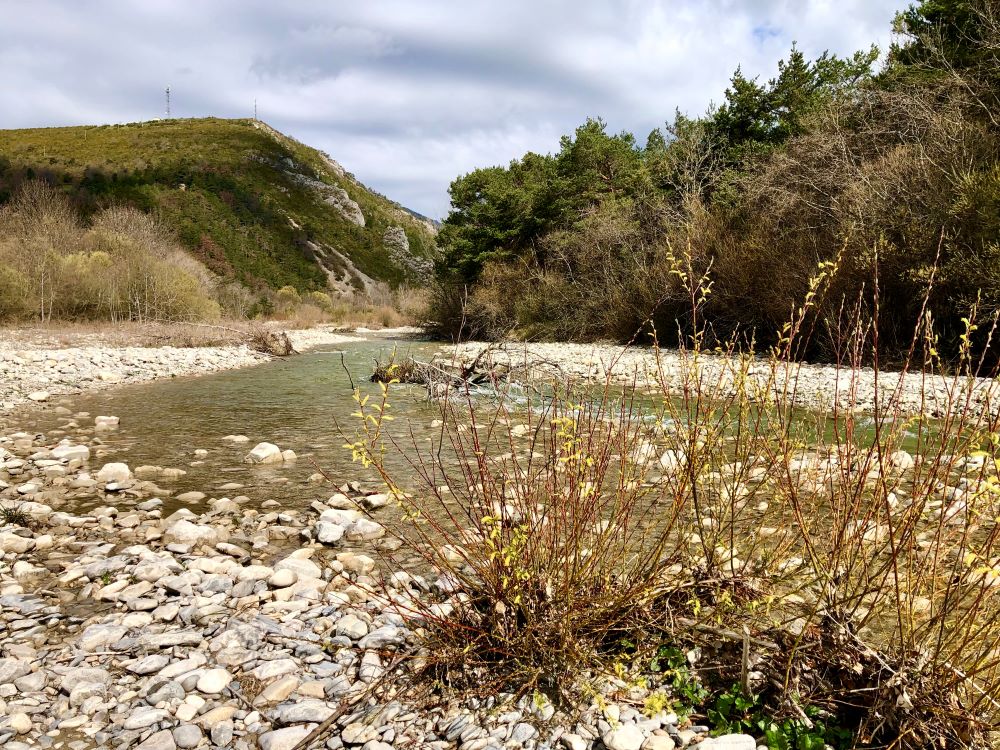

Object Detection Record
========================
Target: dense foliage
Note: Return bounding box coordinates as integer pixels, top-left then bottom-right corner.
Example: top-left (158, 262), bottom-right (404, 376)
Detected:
top-left (0, 118), bottom-right (438, 302)
top-left (433, 0), bottom-right (1000, 361)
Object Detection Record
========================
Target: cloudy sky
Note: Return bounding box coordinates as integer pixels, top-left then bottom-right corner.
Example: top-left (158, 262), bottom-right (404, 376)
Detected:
top-left (1, 0), bottom-right (909, 218)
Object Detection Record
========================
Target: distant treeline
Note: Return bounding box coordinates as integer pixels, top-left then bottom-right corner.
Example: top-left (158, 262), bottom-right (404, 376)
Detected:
top-left (431, 0), bottom-right (1000, 362)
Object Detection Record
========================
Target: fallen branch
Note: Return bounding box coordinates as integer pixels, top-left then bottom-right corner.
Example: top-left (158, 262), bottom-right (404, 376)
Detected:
top-left (247, 324), bottom-right (295, 356)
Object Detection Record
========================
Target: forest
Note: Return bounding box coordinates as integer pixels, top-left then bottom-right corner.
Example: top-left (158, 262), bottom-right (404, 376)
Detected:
top-left (432, 0), bottom-right (1000, 362)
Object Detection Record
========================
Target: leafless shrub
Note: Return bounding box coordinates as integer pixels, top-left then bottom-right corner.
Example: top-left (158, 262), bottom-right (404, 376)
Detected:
top-left (0, 183), bottom-right (221, 324)
top-left (246, 324), bottom-right (294, 356)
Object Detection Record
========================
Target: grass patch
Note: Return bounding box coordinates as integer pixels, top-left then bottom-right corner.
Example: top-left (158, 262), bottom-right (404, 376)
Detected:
top-left (0, 504), bottom-right (32, 528)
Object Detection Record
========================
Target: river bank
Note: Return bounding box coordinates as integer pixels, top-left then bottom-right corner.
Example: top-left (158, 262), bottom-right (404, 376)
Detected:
top-left (447, 341), bottom-right (1000, 417)
top-left (0, 324), bottom-right (392, 417)
top-left (5, 319), bottom-right (994, 421)
top-left (0, 327), bottom-right (996, 748)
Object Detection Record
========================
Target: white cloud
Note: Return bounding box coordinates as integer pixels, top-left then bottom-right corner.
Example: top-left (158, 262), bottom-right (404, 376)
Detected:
top-left (0, 0), bottom-right (908, 217)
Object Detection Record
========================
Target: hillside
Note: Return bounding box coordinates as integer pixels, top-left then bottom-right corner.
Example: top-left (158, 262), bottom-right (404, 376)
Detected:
top-left (0, 117), bottom-right (438, 296)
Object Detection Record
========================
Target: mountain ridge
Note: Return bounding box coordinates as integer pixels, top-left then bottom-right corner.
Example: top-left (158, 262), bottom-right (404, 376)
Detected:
top-left (0, 117), bottom-right (437, 298)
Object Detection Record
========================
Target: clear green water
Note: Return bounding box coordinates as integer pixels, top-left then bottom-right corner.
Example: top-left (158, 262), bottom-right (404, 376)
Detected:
top-left (13, 335), bottom-right (942, 524)
top-left (18, 337), bottom-right (451, 515)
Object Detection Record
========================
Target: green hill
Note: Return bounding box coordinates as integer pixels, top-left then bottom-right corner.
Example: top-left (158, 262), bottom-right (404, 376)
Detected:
top-left (0, 117), bottom-right (437, 295)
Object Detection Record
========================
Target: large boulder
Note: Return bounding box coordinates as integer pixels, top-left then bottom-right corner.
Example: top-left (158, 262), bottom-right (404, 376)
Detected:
top-left (96, 463), bottom-right (132, 483)
top-left (259, 725), bottom-right (317, 750)
top-left (601, 725), bottom-right (644, 750)
top-left (345, 518), bottom-right (385, 541)
top-left (244, 443), bottom-right (283, 465)
top-left (163, 519), bottom-right (221, 548)
top-left (888, 450), bottom-right (915, 471)
top-left (77, 624), bottom-right (128, 651)
top-left (94, 415), bottom-right (120, 430)
top-left (315, 521), bottom-right (345, 545)
top-left (0, 533), bottom-right (34, 553)
top-left (274, 555), bottom-right (322, 581)
top-left (319, 508), bottom-right (361, 525)
top-left (51, 442), bottom-right (90, 462)
top-left (697, 735), bottom-right (757, 750)
top-left (0, 659), bottom-right (31, 683)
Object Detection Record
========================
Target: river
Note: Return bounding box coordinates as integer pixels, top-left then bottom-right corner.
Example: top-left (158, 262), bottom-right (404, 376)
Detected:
top-left (13, 336), bottom-right (450, 516)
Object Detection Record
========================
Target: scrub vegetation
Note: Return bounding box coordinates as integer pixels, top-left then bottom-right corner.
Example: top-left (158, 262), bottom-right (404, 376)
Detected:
top-left (348, 253), bottom-right (1000, 749)
top-left (0, 116), bottom-right (438, 321)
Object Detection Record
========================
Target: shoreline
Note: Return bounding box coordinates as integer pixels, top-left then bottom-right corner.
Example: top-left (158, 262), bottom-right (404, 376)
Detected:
top-left (0, 325), bottom-right (423, 418)
top-left (447, 341), bottom-right (1000, 417)
top-left (4, 319), bottom-right (995, 422)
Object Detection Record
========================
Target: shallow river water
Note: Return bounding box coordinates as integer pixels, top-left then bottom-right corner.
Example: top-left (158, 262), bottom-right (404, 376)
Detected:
top-left (15, 337), bottom-right (451, 515)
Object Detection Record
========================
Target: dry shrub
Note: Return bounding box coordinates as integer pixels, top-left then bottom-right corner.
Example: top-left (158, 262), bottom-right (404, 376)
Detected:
top-left (246, 324), bottom-right (294, 356)
top-left (370, 352), bottom-right (424, 385)
top-left (81, 208), bottom-right (221, 322)
top-left (0, 264), bottom-right (33, 319)
top-left (0, 180), bottom-right (81, 321)
top-left (0, 320), bottom-right (248, 349)
top-left (0, 178), bottom-right (80, 244)
top-left (264, 281), bottom-right (427, 330)
top-left (394, 284), bottom-right (430, 322)
top-left (215, 281), bottom-right (257, 319)
top-left (0, 181), bottom-right (428, 330)
top-left (375, 305), bottom-right (404, 328)
top-left (691, 80), bottom-right (1000, 359)
top-left (365, 281), bottom-right (396, 309)
top-left (285, 303), bottom-right (329, 329)
top-left (426, 280), bottom-right (474, 341)
top-left (343, 256), bottom-right (1000, 747)
top-left (0, 182), bottom-right (220, 323)
top-left (348, 368), bottom-right (695, 698)
top-left (464, 200), bottom-right (680, 343)
top-left (463, 260), bottom-right (528, 337)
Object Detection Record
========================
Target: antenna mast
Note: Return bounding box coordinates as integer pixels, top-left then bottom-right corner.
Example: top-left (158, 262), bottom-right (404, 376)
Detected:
top-left (165, 86), bottom-right (171, 119)
top-left (254, 98), bottom-right (258, 121)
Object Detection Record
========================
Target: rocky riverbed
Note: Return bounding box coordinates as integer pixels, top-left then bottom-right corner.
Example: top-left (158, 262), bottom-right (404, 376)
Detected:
top-left (5, 329), bottom-right (944, 749)
top-left (448, 341), bottom-right (1000, 417)
top-left (0, 415), bottom-right (757, 750)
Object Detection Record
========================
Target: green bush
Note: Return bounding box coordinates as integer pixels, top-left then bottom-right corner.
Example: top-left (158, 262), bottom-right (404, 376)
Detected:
top-left (275, 285), bottom-right (302, 315)
top-left (304, 290), bottom-right (334, 312)
top-left (0, 263), bottom-right (32, 319)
